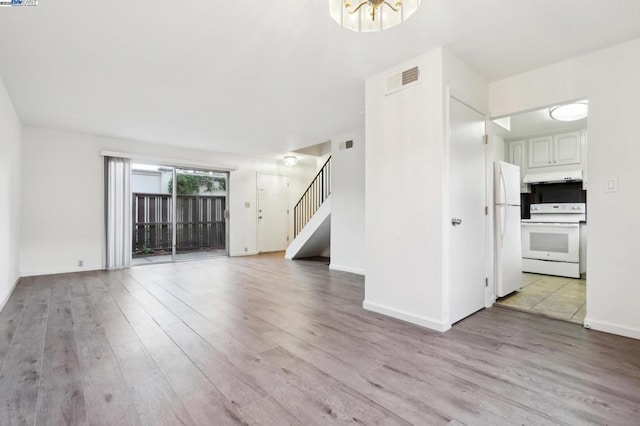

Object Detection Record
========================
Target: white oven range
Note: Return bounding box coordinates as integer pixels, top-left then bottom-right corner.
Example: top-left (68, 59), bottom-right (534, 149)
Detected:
top-left (521, 203), bottom-right (585, 278)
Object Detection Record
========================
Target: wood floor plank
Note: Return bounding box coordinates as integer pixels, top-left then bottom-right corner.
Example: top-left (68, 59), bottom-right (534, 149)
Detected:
top-left (70, 279), bottom-right (142, 426)
top-left (160, 318), bottom-right (266, 407)
top-left (0, 281), bottom-right (30, 376)
top-left (1, 254), bottom-right (640, 425)
top-left (109, 341), bottom-right (196, 426)
top-left (265, 328), bottom-right (457, 425)
top-left (132, 320), bottom-right (249, 425)
top-left (35, 276), bottom-right (88, 426)
top-left (238, 396), bottom-right (301, 426)
top-left (159, 313), bottom-right (336, 425)
top-left (101, 274), bottom-right (250, 425)
top-left (259, 346), bottom-right (412, 425)
top-left (0, 276), bottom-right (51, 425)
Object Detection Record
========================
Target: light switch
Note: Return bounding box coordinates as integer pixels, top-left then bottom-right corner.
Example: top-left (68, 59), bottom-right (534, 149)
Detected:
top-left (245, 202), bottom-right (251, 208)
top-left (605, 178), bottom-right (618, 193)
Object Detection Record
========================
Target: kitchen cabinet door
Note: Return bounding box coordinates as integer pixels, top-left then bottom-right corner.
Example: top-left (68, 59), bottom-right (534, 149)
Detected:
top-left (528, 136), bottom-right (553, 168)
top-left (507, 140), bottom-right (527, 191)
top-left (507, 140), bottom-right (526, 168)
top-left (554, 131), bottom-right (581, 166)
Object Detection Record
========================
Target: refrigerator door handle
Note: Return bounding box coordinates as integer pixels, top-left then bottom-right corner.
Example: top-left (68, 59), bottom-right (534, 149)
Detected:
top-left (500, 205), bottom-right (507, 246)
top-left (500, 170), bottom-right (507, 205)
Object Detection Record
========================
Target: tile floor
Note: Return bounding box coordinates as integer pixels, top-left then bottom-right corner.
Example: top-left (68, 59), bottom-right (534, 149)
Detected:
top-left (495, 273), bottom-right (586, 324)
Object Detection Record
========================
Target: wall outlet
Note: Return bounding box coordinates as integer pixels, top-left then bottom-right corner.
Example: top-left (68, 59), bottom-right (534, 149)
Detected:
top-left (77, 260), bottom-right (84, 267)
top-left (244, 247), bottom-right (248, 252)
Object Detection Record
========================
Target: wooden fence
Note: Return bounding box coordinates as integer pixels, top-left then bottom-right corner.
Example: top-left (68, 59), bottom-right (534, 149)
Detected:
top-left (132, 193), bottom-right (226, 255)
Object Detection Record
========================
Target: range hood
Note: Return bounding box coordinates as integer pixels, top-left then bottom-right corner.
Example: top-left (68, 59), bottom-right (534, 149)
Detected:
top-left (523, 170), bottom-right (583, 184)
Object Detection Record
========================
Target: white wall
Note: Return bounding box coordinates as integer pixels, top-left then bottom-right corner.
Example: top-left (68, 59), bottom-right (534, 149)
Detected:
top-left (364, 48), bottom-right (448, 331)
top-left (330, 129), bottom-right (365, 275)
top-left (0, 76), bottom-right (22, 310)
top-left (20, 127), bottom-right (315, 276)
top-left (490, 37), bottom-right (640, 340)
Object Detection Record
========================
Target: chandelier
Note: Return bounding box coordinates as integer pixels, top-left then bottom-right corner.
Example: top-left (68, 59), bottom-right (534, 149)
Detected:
top-left (329, 0), bottom-right (421, 32)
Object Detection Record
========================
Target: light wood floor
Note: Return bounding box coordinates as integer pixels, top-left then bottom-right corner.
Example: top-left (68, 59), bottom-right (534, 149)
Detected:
top-left (1, 253), bottom-right (640, 425)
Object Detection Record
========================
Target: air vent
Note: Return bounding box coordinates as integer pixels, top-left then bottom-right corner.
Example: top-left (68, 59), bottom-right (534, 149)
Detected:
top-left (386, 66), bottom-right (420, 95)
top-left (402, 66), bottom-right (419, 85)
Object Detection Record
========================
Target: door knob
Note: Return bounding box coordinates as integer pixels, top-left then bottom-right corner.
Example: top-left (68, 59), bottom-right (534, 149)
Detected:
top-left (451, 218), bottom-right (462, 226)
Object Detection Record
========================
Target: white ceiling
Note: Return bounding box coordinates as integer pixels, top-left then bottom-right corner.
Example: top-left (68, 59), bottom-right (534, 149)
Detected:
top-left (0, 0), bottom-right (639, 157)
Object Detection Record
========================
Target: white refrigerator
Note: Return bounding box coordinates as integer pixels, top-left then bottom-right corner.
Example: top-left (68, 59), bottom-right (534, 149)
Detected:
top-left (494, 161), bottom-right (522, 297)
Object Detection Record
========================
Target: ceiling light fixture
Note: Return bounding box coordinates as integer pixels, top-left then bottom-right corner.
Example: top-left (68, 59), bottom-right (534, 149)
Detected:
top-left (329, 0), bottom-right (421, 32)
top-left (549, 101), bottom-right (589, 122)
top-left (283, 156), bottom-right (298, 166)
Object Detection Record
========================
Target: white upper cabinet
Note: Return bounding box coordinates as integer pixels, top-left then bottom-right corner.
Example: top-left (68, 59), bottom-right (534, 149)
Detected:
top-left (554, 131), bottom-right (581, 166)
top-left (528, 136), bottom-right (554, 168)
top-left (504, 129), bottom-right (586, 192)
top-left (528, 131), bottom-right (581, 169)
top-left (507, 140), bottom-right (527, 191)
top-left (507, 140), bottom-right (525, 169)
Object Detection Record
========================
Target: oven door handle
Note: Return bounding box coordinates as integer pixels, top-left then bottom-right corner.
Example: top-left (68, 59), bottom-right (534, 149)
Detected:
top-left (522, 223), bottom-right (579, 228)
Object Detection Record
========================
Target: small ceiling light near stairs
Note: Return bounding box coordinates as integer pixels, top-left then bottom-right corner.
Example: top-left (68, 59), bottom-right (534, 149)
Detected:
top-left (329, 0), bottom-right (421, 32)
top-left (283, 156), bottom-right (298, 166)
top-left (549, 101), bottom-right (589, 122)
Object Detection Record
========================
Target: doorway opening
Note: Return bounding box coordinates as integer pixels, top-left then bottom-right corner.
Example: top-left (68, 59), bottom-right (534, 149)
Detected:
top-left (131, 163), bottom-right (229, 265)
top-left (491, 99), bottom-right (588, 324)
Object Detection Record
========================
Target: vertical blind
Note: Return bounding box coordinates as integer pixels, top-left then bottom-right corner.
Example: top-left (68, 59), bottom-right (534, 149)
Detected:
top-left (105, 156), bottom-right (131, 269)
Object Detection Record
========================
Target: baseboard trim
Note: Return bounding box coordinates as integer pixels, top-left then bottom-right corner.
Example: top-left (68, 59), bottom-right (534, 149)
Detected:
top-left (230, 251), bottom-right (259, 257)
top-left (363, 300), bottom-right (450, 332)
top-left (20, 266), bottom-right (103, 278)
top-left (329, 264), bottom-right (365, 276)
top-left (0, 276), bottom-right (21, 313)
top-left (584, 317), bottom-right (640, 340)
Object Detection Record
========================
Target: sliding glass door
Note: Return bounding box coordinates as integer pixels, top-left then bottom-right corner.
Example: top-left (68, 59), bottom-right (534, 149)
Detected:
top-left (174, 168), bottom-right (228, 261)
top-left (130, 163), bottom-right (228, 265)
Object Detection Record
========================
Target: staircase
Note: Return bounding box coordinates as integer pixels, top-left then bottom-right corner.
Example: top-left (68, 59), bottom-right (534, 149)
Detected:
top-left (285, 157), bottom-right (331, 260)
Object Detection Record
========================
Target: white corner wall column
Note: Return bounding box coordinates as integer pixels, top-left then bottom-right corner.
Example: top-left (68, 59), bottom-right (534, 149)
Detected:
top-left (364, 48), bottom-right (449, 332)
top-left (364, 47), bottom-right (489, 332)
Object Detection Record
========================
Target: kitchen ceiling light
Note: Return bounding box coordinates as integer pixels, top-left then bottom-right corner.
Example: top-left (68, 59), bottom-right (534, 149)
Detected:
top-left (329, 0), bottom-right (421, 32)
top-left (549, 102), bottom-right (588, 122)
top-left (283, 156), bottom-right (298, 166)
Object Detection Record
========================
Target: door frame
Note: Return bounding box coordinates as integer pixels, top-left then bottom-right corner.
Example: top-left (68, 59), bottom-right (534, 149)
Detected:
top-left (444, 90), bottom-right (490, 327)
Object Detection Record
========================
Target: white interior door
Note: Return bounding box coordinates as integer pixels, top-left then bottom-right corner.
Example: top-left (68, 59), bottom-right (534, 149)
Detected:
top-left (449, 97), bottom-right (487, 324)
top-left (257, 174), bottom-right (289, 253)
